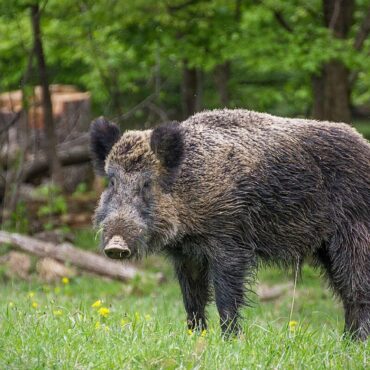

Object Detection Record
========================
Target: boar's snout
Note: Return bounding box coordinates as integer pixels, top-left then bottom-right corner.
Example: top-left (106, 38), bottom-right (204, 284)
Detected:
top-left (104, 235), bottom-right (131, 259)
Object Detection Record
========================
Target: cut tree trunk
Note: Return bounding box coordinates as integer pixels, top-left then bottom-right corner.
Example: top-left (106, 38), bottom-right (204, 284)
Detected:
top-left (0, 231), bottom-right (138, 281)
top-left (30, 4), bottom-right (63, 185)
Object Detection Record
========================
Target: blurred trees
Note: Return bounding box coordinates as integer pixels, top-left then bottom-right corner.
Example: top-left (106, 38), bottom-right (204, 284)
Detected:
top-left (0, 0), bottom-right (370, 127)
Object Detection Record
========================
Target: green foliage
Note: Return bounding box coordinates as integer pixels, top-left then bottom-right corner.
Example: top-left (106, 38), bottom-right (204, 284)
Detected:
top-left (35, 184), bottom-right (68, 217)
top-left (354, 120), bottom-right (370, 138)
top-left (2, 201), bottom-right (29, 234)
top-left (0, 0), bottom-right (369, 122)
top-left (73, 227), bottom-right (98, 252)
top-left (72, 182), bottom-right (88, 196)
top-left (37, 195), bottom-right (67, 216)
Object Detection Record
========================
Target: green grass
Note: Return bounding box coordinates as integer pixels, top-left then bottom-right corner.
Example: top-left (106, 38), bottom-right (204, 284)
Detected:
top-left (0, 258), bottom-right (369, 369)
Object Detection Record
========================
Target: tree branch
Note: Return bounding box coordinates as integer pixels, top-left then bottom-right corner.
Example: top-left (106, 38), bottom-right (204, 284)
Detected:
top-left (235, 0), bottom-right (242, 22)
top-left (354, 6), bottom-right (370, 50)
top-left (167, 0), bottom-right (200, 13)
top-left (0, 112), bottom-right (22, 135)
top-left (273, 10), bottom-right (293, 33)
top-left (328, 0), bottom-right (342, 32)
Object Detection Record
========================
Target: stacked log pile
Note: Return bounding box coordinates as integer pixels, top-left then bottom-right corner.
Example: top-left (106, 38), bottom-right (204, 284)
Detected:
top-left (0, 85), bottom-right (92, 199)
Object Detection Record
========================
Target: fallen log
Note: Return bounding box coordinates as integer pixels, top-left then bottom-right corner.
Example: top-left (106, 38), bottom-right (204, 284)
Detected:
top-left (0, 145), bottom-right (91, 204)
top-left (0, 230), bottom-right (138, 281)
top-left (22, 144), bottom-right (91, 182)
top-left (257, 282), bottom-right (293, 301)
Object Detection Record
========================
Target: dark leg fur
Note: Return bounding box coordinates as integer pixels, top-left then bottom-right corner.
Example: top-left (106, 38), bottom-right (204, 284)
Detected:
top-left (212, 268), bottom-right (243, 335)
top-left (344, 303), bottom-right (370, 341)
top-left (173, 257), bottom-right (210, 331)
top-left (316, 222), bottom-right (370, 341)
top-left (210, 246), bottom-right (255, 336)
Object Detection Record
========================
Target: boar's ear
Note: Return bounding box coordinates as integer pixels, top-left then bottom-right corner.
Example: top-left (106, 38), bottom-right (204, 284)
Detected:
top-left (90, 117), bottom-right (120, 175)
top-left (150, 121), bottom-right (183, 169)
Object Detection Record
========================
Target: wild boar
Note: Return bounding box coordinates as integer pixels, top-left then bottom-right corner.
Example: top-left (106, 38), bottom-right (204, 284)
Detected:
top-left (90, 109), bottom-right (370, 339)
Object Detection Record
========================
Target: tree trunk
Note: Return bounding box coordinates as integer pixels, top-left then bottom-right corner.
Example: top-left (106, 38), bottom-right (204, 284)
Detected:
top-left (212, 1), bottom-right (241, 108)
top-left (30, 5), bottom-right (63, 185)
top-left (311, 0), bottom-right (354, 123)
top-left (181, 60), bottom-right (202, 118)
top-left (213, 62), bottom-right (231, 107)
top-left (312, 61), bottom-right (351, 122)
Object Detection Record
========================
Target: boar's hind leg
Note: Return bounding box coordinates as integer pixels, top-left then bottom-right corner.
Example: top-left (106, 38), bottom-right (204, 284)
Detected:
top-left (344, 303), bottom-right (370, 341)
top-left (317, 222), bottom-right (370, 341)
top-left (174, 257), bottom-right (210, 331)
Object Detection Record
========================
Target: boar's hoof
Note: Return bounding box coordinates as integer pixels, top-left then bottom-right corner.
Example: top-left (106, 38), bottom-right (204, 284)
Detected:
top-left (104, 236), bottom-right (131, 259)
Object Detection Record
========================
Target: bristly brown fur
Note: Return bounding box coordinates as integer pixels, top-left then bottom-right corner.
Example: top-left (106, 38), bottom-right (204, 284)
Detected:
top-left (106, 130), bottom-right (157, 172)
top-left (91, 109), bottom-right (370, 340)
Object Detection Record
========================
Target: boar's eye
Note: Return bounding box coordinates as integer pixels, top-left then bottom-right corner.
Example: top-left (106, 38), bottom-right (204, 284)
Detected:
top-left (109, 176), bottom-right (116, 189)
top-left (142, 179), bottom-right (151, 190)
top-left (137, 179), bottom-right (151, 197)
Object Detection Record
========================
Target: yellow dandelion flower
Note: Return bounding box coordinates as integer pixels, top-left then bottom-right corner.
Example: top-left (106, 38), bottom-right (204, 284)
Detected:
top-left (98, 307), bottom-right (110, 317)
top-left (289, 320), bottom-right (298, 332)
top-left (187, 329), bottom-right (193, 336)
top-left (53, 309), bottom-right (63, 316)
top-left (201, 329), bottom-right (207, 337)
top-left (91, 300), bottom-right (103, 308)
top-left (31, 301), bottom-right (38, 309)
top-left (61, 277), bottom-right (69, 285)
top-left (28, 291), bottom-right (35, 298)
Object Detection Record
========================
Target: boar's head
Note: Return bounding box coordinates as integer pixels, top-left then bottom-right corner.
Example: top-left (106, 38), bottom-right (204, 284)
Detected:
top-left (90, 117), bottom-right (184, 260)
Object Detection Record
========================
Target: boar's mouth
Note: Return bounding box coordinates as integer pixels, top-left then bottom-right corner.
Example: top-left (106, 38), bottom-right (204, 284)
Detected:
top-left (104, 235), bottom-right (131, 260)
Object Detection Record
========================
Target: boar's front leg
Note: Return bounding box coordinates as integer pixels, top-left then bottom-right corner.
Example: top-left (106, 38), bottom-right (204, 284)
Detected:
top-left (210, 246), bottom-right (255, 336)
top-left (173, 256), bottom-right (210, 331)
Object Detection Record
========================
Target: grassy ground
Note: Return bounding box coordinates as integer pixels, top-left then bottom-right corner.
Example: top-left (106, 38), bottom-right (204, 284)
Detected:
top-left (0, 242), bottom-right (369, 369)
